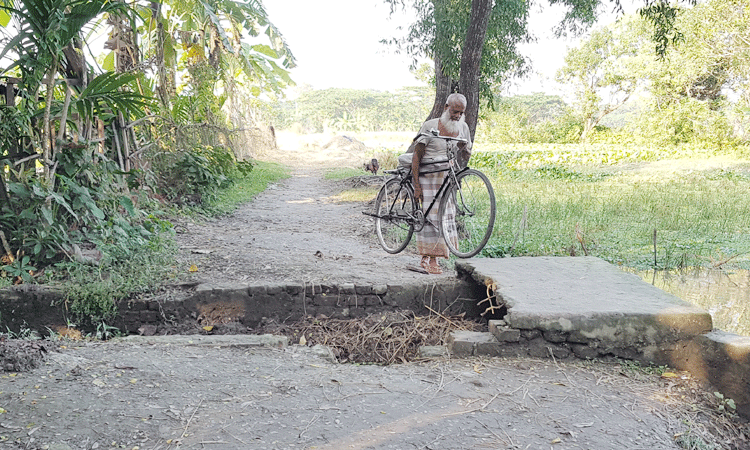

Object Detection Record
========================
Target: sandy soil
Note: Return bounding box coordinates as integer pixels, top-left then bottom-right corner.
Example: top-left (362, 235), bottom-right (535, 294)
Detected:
top-left (0, 337), bottom-right (746, 450)
top-left (0, 133), bottom-right (748, 449)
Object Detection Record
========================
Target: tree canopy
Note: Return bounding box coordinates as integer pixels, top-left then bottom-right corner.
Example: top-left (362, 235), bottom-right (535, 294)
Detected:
top-left (556, 0), bottom-right (750, 145)
top-left (384, 0), bottom-right (700, 139)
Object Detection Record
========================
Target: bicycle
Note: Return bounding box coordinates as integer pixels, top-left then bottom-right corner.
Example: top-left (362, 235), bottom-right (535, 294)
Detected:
top-left (365, 129), bottom-right (496, 258)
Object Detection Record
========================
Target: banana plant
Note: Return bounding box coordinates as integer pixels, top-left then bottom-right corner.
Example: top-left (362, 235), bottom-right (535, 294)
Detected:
top-left (152, 0), bottom-right (296, 98)
top-left (0, 0), bottom-right (130, 181)
top-left (74, 72), bottom-right (154, 122)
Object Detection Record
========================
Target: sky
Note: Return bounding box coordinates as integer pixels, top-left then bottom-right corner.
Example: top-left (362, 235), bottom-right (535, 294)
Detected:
top-left (262, 0), bottom-right (633, 97)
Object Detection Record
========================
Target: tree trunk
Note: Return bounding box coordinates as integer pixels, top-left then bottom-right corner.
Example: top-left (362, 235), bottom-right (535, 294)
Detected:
top-left (42, 56), bottom-right (59, 184)
top-left (428, 56), bottom-right (453, 120)
top-left (458, 0), bottom-right (492, 141)
top-left (153, 2), bottom-right (172, 111)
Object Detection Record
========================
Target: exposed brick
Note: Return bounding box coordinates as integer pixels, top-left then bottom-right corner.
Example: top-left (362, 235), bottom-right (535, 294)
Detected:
top-left (284, 284), bottom-right (302, 295)
top-left (571, 344), bottom-right (601, 359)
top-left (123, 311), bottom-right (141, 322)
top-left (355, 285), bottom-right (373, 295)
top-left (495, 328), bottom-right (521, 343)
top-left (385, 284), bottom-right (404, 293)
top-left (315, 306), bottom-right (335, 318)
top-left (567, 330), bottom-right (590, 344)
top-left (349, 307), bottom-right (367, 318)
top-left (140, 310), bottom-right (159, 323)
top-left (419, 346), bottom-right (448, 358)
top-left (125, 320), bottom-right (141, 334)
top-left (247, 285), bottom-right (267, 296)
top-left (549, 346), bottom-right (571, 359)
top-left (266, 284), bottom-right (284, 295)
top-left (331, 309), bottom-right (349, 319)
top-left (521, 329), bottom-right (541, 340)
top-left (450, 339), bottom-right (475, 357)
top-left (312, 293), bottom-right (338, 307)
top-left (128, 301), bottom-right (147, 311)
top-left (476, 340), bottom-right (503, 357)
top-left (364, 295), bottom-right (382, 307)
top-left (527, 338), bottom-right (552, 358)
top-left (383, 298), bottom-right (399, 307)
top-left (343, 295), bottom-right (359, 307)
top-left (373, 285), bottom-right (388, 295)
top-left (320, 284), bottom-right (336, 294)
top-left (488, 321), bottom-right (521, 342)
top-left (449, 330), bottom-right (490, 357)
top-left (339, 283), bottom-right (356, 294)
top-left (542, 329), bottom-right (568, 343)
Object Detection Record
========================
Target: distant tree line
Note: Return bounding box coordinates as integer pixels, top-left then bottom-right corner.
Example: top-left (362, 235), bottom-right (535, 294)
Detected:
top-left (269, 86), bottom-right (433, 134)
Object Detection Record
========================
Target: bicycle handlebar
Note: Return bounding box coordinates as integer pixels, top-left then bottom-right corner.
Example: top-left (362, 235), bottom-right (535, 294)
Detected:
top-left (422, 128), bottom-right (468, 144)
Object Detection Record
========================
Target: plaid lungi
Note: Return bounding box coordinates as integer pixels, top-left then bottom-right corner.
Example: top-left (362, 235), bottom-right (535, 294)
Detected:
top-left (416, 171), bottom-right (457, 258)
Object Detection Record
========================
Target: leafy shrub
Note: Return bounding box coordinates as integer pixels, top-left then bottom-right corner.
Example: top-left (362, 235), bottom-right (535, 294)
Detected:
top-left (631, 98), bottom-right (736, 148)
top-left (154, 145), bottom-right (252, 206)
top-left (0, 142), bottom-right (156, 269)
top-left (56, 230), bottom-right (177, 329)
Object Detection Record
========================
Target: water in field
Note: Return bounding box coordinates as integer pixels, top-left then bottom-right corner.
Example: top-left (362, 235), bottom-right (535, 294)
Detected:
top-left (627, 268), bottom-right (750, 337)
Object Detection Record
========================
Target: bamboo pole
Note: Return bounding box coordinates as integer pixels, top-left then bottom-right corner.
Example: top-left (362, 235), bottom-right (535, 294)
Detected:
top-left (112, 123), bottom-right (125, 170)
top-left (118, 112), bottom-right (131, 171)
top-left (56, 85), bottom-right (74, 142)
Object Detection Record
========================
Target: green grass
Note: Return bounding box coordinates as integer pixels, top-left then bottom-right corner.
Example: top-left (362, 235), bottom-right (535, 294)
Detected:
top-left (41, 161), bottom-right (291, 332)
top-left (324, 167), bottom-right (368, 180)
top-left (471, 143), bottom-right (750, 270)
top-left (201, 161), bottom-right (290, 216)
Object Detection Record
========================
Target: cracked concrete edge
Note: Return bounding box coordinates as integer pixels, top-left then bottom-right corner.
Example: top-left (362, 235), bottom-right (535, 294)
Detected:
top-left (447, 327), bottom-right (750, 419)
top-left (191, 280), bottom-right (461, 295)
top-left (116, 334), bottom-right (451, 362)
top-left (118, 334), bottom-right (289, 348)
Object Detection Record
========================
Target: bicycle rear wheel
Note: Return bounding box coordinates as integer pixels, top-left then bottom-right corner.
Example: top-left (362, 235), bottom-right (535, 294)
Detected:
top-left (439, 169), bottom-right (496, 258)
top-left (375, 178), bottom-right (415, 254)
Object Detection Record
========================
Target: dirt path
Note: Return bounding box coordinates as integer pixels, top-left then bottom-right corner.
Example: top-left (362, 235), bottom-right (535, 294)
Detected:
top-left (173, 167), bottom-right (452, 287)
top-left (0, 336), bottom-right (743, 450)
top-left (0, 135), bottom-right (748, 449)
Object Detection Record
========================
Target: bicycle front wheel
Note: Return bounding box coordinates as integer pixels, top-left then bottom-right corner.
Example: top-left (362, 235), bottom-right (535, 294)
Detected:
top-left (375, 178), bottom-right (416, 254)
top-left (439, 169), bottom-right (496, 258)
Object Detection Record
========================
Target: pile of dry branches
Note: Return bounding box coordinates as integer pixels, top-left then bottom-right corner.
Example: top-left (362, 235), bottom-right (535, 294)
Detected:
top-left (277, 310), bottom-right (483, 365)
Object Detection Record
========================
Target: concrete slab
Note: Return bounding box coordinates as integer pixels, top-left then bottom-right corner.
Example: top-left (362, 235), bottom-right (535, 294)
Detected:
top-left (456, 256), bottom-right (713, 349)
top-left (119, 334), bottom-right (288, 348)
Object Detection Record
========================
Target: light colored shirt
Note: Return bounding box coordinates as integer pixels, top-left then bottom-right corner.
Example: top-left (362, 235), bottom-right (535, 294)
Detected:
top-left (415, 118), bottom-right (473, 162)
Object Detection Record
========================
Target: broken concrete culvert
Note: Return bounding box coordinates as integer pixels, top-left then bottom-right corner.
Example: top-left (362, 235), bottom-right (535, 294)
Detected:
top-left (1, 160), bottom-right (749, 448)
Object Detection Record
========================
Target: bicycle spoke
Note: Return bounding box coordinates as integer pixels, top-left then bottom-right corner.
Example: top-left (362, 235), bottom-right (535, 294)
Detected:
top-left (375, 178), bottom-right (415, 254)
top-left (439, 169), bottom-right (496, 258)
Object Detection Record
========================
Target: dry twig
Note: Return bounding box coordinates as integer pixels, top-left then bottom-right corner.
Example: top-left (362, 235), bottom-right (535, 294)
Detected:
top-left (272, 311), bottom-right (483, 365)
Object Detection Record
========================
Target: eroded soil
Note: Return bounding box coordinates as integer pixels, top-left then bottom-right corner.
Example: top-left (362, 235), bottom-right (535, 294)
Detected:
top-left (1, 337), bottom-right (746, 450)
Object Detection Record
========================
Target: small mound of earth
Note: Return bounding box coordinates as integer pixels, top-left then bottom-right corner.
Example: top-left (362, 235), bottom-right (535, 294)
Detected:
top-left (315, 135), bottom-right (368, 166)
top-left (0, 339), bottom-right (57, 372)
top-left (322, 135), bottom-right (367, 152)
top-left (267, 132), bottom-right (372, 168)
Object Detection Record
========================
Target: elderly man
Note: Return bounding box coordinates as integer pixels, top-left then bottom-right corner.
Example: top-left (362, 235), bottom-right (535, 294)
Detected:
top-left (411, 93), bottom-right (472, 274)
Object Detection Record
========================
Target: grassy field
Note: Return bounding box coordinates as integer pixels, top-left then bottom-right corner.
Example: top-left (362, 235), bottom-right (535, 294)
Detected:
top-left (353, 143), bottom-right (750, 271)
top-left (469, 143), bottom-right (750, 270)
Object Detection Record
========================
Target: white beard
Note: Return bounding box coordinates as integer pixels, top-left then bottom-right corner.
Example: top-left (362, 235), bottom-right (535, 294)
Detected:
top-left (440, 110), bottom-right (464, 136)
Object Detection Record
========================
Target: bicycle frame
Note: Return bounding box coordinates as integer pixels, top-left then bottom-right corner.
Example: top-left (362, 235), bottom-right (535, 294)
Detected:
top-left (415, 163), bottom-right (467, 227)
top-left (366, 157), bottom-right (468, 229)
